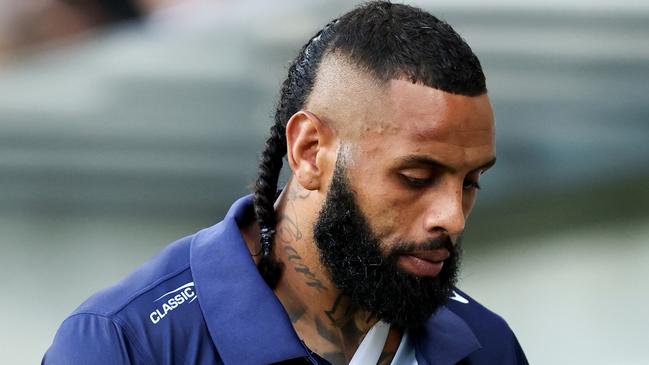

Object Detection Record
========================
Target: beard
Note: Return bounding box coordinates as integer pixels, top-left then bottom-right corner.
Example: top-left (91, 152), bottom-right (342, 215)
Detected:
top-left (313, 155), bottom-right (461, 329)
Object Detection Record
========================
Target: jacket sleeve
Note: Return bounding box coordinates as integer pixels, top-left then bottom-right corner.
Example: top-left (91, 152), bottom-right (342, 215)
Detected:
top-left (42, 313), bottom-right (137, 365)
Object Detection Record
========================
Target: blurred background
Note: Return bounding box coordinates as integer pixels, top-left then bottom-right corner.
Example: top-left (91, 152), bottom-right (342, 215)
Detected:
top-left (1, 0), bottom-right (647, 364)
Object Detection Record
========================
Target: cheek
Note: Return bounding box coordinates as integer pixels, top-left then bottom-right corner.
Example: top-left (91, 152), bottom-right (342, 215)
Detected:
top-left (372, 201), bottom-right (401, 234)
top-left (358, 190), bottom-right (410, 242)
top-left (346, 146), bottom-right (408, 237)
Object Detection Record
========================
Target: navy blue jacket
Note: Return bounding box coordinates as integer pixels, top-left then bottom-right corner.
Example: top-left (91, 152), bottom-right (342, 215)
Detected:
top-left (43, 195), bottom-right (528, 365)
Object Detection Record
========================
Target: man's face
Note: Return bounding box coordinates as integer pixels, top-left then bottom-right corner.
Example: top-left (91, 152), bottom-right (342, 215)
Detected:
top-left (312, 79), bottom-right (495, 327)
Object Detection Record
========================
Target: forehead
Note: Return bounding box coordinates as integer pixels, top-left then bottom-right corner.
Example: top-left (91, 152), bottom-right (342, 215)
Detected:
top-left (386, 80), bottom-right (494, 145)
top-left (354, 79), bottom-right (495, 170)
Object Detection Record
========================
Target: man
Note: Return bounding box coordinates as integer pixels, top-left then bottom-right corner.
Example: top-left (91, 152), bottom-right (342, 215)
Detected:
top-left (44, 2), bottom-right (528, 364)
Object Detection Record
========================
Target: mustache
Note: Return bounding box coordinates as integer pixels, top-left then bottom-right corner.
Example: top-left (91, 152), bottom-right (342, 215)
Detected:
top-left (388, 235), bottom-right (459, 256)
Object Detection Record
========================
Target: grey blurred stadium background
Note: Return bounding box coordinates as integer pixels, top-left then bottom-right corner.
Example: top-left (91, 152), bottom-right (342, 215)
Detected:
top-left (0, 0), bottom-right (648, 364)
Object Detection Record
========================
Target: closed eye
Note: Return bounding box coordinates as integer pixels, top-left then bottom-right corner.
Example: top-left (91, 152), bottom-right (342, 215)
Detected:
top-left (400, 174), bottom-right (433, 188)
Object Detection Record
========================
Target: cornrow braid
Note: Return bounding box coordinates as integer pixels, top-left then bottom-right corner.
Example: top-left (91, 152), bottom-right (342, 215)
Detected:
top-left (254, 20), bottom-right (339, 288)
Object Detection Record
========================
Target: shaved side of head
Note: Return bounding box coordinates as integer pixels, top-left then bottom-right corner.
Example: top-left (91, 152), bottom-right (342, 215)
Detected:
top-left (305, 52), bottom-right (395, 141)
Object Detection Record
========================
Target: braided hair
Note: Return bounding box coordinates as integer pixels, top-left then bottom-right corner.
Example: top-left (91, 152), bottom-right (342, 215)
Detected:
top-left (253, 20), bottom-right (339, 287)
top-left (253, 1), bottom-right (486, 288)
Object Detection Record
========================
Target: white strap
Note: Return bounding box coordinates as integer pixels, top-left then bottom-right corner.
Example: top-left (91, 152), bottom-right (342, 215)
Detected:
top-left (348, 321), bottom-right (391, 365)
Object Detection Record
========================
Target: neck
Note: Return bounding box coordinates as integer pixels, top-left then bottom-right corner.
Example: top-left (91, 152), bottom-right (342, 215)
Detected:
top-left (244, 182), bottom-right (400, 364)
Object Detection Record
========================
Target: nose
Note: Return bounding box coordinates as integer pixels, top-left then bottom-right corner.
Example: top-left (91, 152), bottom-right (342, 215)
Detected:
top-left (423, 181), bottom-right (466, 237)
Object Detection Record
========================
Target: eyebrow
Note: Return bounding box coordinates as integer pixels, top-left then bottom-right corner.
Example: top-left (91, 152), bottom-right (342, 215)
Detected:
top-left (396, 155), bottom-right (497, 174)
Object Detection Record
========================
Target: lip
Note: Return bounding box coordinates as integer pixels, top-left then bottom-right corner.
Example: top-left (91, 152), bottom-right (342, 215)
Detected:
top-left (407, 249), bottom-right (450, 263)
top-left (396, 249), bottom-right (450, 278)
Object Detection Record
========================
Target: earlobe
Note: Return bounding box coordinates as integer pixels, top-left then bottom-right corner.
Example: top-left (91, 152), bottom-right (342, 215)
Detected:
top-left (285, 111), bottom-right (334, 191)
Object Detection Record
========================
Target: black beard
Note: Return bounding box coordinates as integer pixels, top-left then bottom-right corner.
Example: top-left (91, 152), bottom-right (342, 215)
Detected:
top-left (313, 156), bottom-right (461, 329)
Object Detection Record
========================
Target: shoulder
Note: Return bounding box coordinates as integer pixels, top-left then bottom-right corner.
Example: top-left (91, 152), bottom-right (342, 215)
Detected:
top-left (447, 288), bottom-right (529, 365)
top-left (43, 313), bottom-right (139, 365)
top-left (44, 232), bottom-right (219, 364)
top-left (446, 288), bottom-right (512, 337)
top-left (73, 234), bottom-right (195, 318)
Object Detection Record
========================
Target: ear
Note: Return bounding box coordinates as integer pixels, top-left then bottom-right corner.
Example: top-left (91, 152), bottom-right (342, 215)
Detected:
top-left (285, 110), bottom-right (336, 191)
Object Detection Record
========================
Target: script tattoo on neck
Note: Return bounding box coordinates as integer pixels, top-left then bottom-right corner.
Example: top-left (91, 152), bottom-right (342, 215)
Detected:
top-left (287, 305), bottom-right (306, 324)
top-left (284, 245), bottom-right (327, 292)
top-left (278, 186), bottom-right (396, 364)
top-left (313, 293), bottom-right (375, 364)
top-left (277, 186), bottom-right (327, 292)
top-left (288, 186), bottom-right (311, 201)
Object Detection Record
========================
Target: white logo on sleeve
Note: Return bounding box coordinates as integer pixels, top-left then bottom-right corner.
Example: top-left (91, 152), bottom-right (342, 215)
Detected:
top-left (149, 282), bottom-right (197, 324)
top-left (449, 290), bottom-right (469, 304)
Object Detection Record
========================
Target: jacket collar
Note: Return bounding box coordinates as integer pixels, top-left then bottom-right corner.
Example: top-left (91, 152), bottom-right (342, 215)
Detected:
top-left (413, 306), bottom-right (482, 365)
top-left (190, 195), bottom-right (481, 365)
top-left (190, 195), bottom-right (307, 365)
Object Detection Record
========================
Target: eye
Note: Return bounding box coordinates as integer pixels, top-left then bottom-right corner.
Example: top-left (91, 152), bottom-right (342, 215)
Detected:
top-left (400, 174), bottom-right (432, 188)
